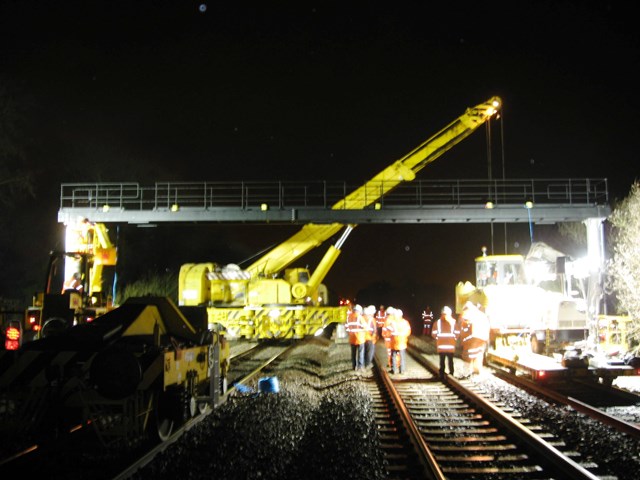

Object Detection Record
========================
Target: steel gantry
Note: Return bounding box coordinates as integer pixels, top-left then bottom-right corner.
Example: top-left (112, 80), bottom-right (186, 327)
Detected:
top-left (58, 178), bottom-right (610, 226)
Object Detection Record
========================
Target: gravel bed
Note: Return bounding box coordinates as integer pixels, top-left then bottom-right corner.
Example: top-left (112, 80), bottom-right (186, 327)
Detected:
top-left (133, 336), bottom-right (640, 480)
top-left (133, 337), bottom-right (388, 480)
top-left (475, 374), bottom-right (640, 480)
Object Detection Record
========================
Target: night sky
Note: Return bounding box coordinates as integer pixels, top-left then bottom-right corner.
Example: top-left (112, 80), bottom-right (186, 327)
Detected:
top-left (1, 1), bottom-right (638, 320)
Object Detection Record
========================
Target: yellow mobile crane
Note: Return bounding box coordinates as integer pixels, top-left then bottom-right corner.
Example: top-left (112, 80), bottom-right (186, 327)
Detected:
top-left (179, 97), bottom-right (501, 339)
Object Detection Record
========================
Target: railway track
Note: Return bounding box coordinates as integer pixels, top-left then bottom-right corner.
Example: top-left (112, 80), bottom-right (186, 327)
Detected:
top-left (372, 344), bottom-right (611, 479)
top-left (4, 337), bottom-right (636, 478)
top-left (364, 360), bottom-right (438, 478)
top-left (411, 335), bottom-right (640, 436)
top-left (490, 369), bottom-right (640, 439)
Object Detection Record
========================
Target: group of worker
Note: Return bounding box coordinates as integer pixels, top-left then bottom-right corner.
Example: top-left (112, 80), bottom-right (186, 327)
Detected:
top-left (431, 302), bottom-right (490, 379)
top-left (345, 304), bottom-right (411, 374)
top-left (345, 300), bottom-right (490, 379)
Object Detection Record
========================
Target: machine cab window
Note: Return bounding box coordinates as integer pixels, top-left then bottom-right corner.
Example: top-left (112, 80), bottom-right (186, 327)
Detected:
top-left (476, 255), bottom-right (526, 287)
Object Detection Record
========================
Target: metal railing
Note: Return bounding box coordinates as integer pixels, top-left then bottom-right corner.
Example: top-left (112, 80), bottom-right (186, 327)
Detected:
top-left (59, 178), bottom-right (609, 212)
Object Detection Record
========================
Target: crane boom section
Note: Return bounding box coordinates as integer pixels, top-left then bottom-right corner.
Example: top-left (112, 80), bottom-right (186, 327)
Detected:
top-left (247, 97), bottom-right (501, 276)
top-left (246, 223), bottom-right (343, 276)
top-left (334, 96), bottom-right (501, 210)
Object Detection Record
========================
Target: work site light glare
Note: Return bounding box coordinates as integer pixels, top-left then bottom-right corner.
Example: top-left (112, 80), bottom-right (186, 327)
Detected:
top-left (261, 203), bottom-right (269, 211)
top-left (485, 201), bottom-right (494, 209)
top-left (171, 204), bottom-right (179, 212)
top-left (525, 201), bottom-right (533, 209)
top-left (102, 204), bottom-right (110, 212)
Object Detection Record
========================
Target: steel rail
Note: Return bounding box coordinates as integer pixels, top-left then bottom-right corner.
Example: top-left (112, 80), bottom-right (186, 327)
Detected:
top-left (374, 357), bottom-right (446, 480)
top-left (408, 347), bottom-right (601, 480)
top-left (492, 369), bottom-right (640, 439)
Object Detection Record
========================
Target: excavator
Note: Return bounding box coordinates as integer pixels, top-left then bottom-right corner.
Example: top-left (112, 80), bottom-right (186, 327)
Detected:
top-left (23, 219), bottom-right (118, 342)
top-left (179, 97), bottom-right (502, 340)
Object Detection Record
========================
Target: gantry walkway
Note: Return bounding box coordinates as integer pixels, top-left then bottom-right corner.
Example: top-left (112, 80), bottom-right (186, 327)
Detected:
top-left (57, 178), bottom-right (611, 225)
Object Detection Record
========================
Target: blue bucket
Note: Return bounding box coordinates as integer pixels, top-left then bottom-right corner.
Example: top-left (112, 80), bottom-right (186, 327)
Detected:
top-left (258, 376), bottom-right (280, 394)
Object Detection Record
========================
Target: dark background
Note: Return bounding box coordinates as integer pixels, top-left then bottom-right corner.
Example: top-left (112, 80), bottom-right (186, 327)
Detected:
top-left (1, 1), bottom-right (638, 323)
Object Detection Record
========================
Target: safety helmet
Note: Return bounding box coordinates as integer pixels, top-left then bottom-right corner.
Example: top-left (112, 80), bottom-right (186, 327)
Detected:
top-left (386, 307), bottom-right (395, 315)
top-left (354, 304), bottom-right (363, 313)
top-left (442, 306), bottom-right (452, 315)
top-left (396, 309), bottom-right (403, 317)
top-left (365, 305), bottom-right (376, 315)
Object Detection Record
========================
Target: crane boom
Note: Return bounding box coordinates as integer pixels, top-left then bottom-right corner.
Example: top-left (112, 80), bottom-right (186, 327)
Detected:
top-left (247, 97), bottom-right (501, 277)
top-left (334, 96), bottom-right (501, 210)
top-left (178, 97), bottom-right (502, 339)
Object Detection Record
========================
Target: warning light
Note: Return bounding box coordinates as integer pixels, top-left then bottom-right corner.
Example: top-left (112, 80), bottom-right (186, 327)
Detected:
top-left (5, 325), bottom-right (21, 351)
top-left (26, 310), bottom-right (41, 331)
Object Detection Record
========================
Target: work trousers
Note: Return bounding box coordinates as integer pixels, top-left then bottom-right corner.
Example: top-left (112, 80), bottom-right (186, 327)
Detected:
top-left (438, 352), bottom-right (454, 377)
top-left (351, 343), bottom-right (365, 370)
top-left (390, 348), bottom-right (406, 374)
top-left (364, 340), bottom-right (375, 368)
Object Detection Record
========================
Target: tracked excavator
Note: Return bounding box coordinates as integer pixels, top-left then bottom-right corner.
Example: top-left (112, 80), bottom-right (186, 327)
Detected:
top-left (179, 97), bottom-right (502, 339)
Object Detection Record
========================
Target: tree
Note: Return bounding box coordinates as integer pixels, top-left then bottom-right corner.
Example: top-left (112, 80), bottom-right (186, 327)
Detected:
top-left (607, 181), bottom-right (640, 354)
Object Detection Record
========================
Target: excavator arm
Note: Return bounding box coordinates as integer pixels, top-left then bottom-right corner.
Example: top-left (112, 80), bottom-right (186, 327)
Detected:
top-left (247, 97), bottom-right (502, 277)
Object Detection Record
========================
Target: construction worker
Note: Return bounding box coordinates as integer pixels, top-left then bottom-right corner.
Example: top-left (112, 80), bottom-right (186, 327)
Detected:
top-left (462, 302), bottom-right (490, 375)
top-left (421, 305), bottom-right (434, 336)
top-left (390, 309), bottom-right (411, 374)
top-left (62, 271), bottom-right (83, 293)
top-left (459, 301), bottom-right (476, 377)
top-left (381, 307), bottom-right (396, 369)
top-left (375, 305), bottom-right (387, 338)
top-left (363, 305), bottom-right (377, 368)
top-left (346, 304), bottom-right (367, 371)
top-left (432, 306), bottom-right (459, 379)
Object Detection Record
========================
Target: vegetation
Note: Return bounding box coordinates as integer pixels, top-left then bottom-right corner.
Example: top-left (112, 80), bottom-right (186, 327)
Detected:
top-left (607, 181), bottom-right (640, 354)
top-left (118, 271), bottom-right (178, 304)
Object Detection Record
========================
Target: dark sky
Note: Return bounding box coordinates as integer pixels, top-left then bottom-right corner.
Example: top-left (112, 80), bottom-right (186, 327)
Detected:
top-left (1, 1), bottom-right (638, 318)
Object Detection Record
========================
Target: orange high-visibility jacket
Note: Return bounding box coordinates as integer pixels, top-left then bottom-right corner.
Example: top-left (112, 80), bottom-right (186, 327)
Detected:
top-left (390, 317), bottom-right (411, 350)
top-left (364, 314), bottom-right (377, 342)
top-left (346, 311), bottom-right (367, 345)
top-left (382, 314), bottom-right (396, 343)
top-left (432, 316), bottom-right (458, 353)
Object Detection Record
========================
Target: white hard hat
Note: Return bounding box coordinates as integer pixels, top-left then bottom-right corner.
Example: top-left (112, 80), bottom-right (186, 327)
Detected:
top-left (442, 306), bottom-right (452, 315)
top-left (354, 304), bottom-right (363, 313)
top-left (365, 305), bottom-right (376, 315)
top-left (396, 309), bottom-right (403, 317)
top-left (386, 307), bottom-right (395, 315)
